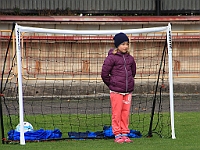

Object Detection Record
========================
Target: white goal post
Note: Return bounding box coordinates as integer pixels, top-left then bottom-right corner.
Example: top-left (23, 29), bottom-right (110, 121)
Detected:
top-left (14, 23), bottom-right (175, 145)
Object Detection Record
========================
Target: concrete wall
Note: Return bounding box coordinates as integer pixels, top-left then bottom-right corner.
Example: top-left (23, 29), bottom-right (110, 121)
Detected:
top-left (1, 16), bottom-right (200, 79)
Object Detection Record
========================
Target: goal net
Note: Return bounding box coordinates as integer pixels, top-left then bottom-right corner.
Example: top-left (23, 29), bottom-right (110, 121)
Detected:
top-left (0, 23), bottom-right (175, 144)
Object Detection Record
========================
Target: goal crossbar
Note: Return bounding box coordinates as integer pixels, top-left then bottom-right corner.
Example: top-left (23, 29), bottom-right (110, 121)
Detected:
top-left (17, 24), bottom-right (168, 35)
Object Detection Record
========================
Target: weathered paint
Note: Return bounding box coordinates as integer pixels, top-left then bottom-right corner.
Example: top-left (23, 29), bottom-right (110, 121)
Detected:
top-left (1, 16), bottom-right (200, 22)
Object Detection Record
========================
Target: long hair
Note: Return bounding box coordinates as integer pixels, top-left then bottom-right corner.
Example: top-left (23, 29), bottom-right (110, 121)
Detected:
top-left (112, 48), bottom-right (130, 54)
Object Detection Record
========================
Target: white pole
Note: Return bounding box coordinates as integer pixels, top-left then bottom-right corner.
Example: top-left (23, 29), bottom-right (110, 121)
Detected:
top-left (15, 24), bottom-right (25, 145)
top-left (167, 23), bottom-right (176, 139)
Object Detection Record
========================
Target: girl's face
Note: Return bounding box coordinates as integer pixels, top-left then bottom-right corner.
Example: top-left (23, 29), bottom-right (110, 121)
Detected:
top-left (117, 42), bottom-right (129, 53)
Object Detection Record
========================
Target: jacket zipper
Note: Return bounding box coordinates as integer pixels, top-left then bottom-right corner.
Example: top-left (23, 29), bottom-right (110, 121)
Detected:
top-left (123, 55), bottom-right (128, 92)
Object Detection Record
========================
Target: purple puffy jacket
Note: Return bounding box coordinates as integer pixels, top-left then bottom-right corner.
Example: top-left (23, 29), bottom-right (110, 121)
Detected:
top-left (101, 48), bottom-right (136, 93)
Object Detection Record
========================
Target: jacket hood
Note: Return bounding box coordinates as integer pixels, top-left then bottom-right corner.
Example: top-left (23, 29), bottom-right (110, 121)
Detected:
top-left (108, 48), bottom-right (114, 55)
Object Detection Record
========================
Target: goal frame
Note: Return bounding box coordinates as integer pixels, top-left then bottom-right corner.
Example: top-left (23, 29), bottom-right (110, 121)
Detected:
top-left (14, 23), bottom-right (175, 145)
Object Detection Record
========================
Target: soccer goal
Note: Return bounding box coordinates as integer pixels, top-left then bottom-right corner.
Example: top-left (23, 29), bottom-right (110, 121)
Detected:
top-left (0, 23), bottom-right (175, 145)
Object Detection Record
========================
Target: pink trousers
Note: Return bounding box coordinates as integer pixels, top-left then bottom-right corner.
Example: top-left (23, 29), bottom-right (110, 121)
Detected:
top-left (110, 92), bottom-right (132, 136)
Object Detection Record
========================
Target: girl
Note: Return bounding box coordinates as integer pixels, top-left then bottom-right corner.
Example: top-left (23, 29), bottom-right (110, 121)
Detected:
top-left (101, 32), bottom-right (136, 143)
